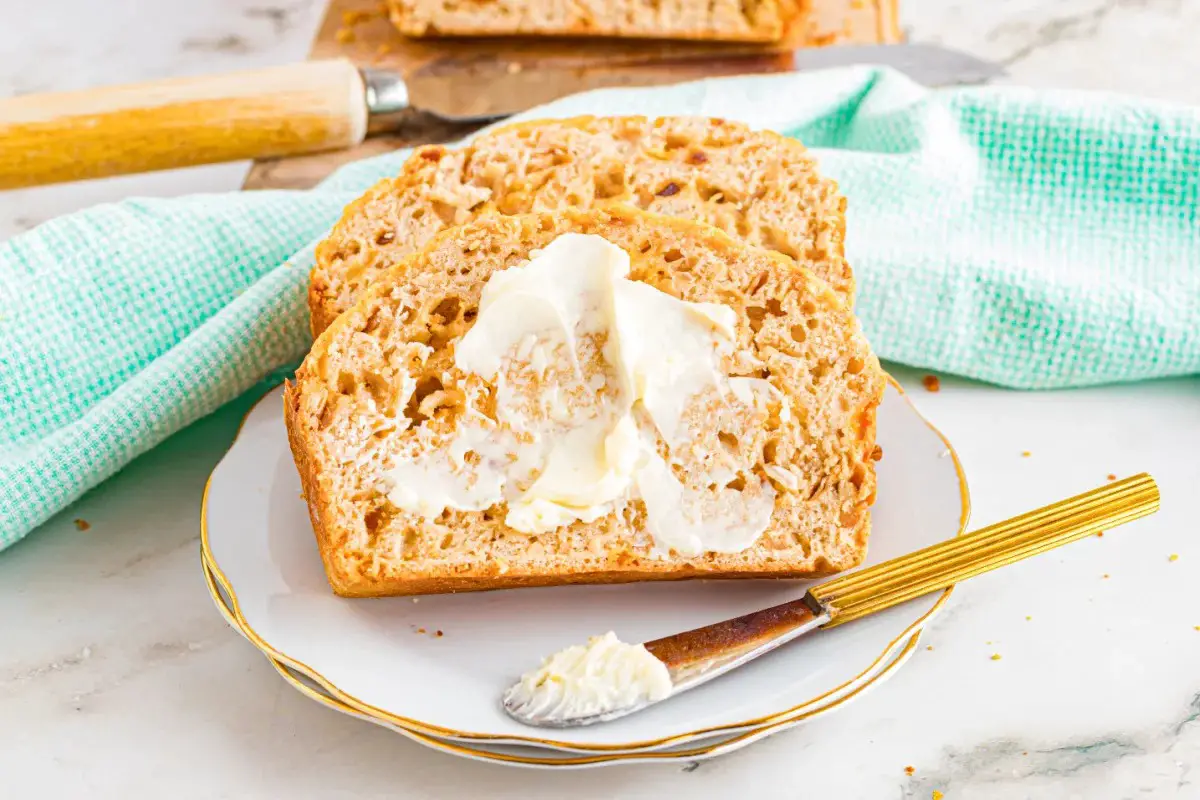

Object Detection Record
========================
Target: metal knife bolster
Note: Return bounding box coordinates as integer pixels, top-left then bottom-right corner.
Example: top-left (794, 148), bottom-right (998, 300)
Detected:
top-left (361, 68), bottom-right (412, 133)
top-left (644, 592), bottom-right (831, 692)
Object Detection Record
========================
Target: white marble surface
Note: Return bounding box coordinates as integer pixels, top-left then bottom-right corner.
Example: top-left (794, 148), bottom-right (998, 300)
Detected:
top-left (2, 1), bottom-right (1199, 797)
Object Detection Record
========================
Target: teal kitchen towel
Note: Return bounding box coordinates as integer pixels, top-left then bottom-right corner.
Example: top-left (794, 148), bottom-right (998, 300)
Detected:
top-left (2, 67), bottom-right (1198, 551)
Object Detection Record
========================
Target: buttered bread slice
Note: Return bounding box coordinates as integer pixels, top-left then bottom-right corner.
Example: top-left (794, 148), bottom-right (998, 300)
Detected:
top-left (287, 206), bottom-right (883, 597)
top-left (310, 115), bottom-right (851, 336)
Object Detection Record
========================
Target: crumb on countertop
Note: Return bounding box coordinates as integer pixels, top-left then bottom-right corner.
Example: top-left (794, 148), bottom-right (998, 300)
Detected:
top-left (342, 9), bottom-right (373, 25)
top-left (926, 645), bottom-right (934, 651)
top-left (990, 653), bottom-right (1002, 661)
top-left (435, 630), bottom-right (444, 637)
top-left (73, 518), bottom-right (90, 531)
top-left (1096, 531), bottom-right (1104, 537)
top-left (1107, 474), bottom-right (1117, 481)
top-left (922, 375), bottom-right (940, 392)
top-left (933, 791), bottom-right (944, 800)
top-left (336, 27), bottom-right (356, 43)
top-left (1021, 450), bottom-right (1031, 458)
top-left (1025, 616), bottom-right (1032, 621)
top-left (1102, 573), bottom-right (1110, 579)
top-left (416, 627), bottom-right (426, 634)
top-left (1169, 554), bottom-right (1179, 562)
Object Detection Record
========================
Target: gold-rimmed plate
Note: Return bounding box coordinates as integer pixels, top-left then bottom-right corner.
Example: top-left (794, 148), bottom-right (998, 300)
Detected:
top-left (204, 550), bottom-right (923, 768)
top-left (202, 380), bottom-right (968, 755)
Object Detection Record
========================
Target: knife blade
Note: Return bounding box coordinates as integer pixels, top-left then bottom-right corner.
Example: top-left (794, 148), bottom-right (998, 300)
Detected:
top-left (390, 43), bottom-right (1005, 124)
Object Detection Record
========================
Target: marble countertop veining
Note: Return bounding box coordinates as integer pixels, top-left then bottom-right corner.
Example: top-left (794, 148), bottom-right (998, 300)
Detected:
top-left (2, 2), bottom-right (1199, 798)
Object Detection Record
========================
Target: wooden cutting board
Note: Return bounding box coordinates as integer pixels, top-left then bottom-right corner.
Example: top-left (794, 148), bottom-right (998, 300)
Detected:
top-left (243, 0), bottom-right (899, 190)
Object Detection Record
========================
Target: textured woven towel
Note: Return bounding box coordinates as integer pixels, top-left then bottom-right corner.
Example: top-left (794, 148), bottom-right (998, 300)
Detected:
top-left (1, 67), bottom-right (1198, 551)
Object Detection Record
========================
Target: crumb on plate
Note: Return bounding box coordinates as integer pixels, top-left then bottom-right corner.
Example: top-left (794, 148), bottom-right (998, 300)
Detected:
top-left (1021, 450), bottom-right (1031, 458)
top-left (416, 627), bottom-right (426, 634)
top-left (1169, 554), bottom-right (1179, 562)
top-left (933, 791), bottom-right (944, 800)
top-left (990, 653), bottom-right (1002, 661)
top-left (73, 518), bottom-right (90, 531)
top-left (435, 630), bottom-right (444, 637)
top-left (1107, 474), bottom-right (1117, 481)
top-left (904, 765), bottom-right (915, 776)
top-left (922, 375), bottom-right (940, 392)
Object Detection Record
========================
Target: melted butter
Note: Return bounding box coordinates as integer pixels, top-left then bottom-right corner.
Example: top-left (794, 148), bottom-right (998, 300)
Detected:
top-left (382, 233), bottom-right (776, 556)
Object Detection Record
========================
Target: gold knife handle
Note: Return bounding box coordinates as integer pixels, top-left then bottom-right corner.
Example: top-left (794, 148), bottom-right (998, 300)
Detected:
top-left (0, 59), bottom-right (368, 190)
top-left (812, 473), bottom-right (1160, 625)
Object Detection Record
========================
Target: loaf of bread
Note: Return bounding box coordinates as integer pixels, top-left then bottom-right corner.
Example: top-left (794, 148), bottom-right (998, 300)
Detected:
top-left (388, 0), bottom-right (790, 42)
top-left (310, 115), bottom-right (850, 337)
top-left (287, 206), bottom-right (883, 597)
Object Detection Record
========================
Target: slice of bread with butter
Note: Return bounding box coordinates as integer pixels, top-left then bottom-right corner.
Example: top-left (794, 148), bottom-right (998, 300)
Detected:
top-left (309, 115), bottom-right (852, 338)
top-left (286, 206), bottom-right (884, 597)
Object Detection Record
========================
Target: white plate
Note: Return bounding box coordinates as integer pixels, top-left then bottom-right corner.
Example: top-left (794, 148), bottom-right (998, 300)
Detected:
top-left (203, 555), bottom-right (922, 769)
top-left (202, 380), bottom-right (969, 754)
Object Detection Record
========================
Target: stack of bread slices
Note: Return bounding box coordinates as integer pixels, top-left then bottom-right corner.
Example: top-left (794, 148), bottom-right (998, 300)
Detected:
top-left (286, 115), bottom-right (885, 597)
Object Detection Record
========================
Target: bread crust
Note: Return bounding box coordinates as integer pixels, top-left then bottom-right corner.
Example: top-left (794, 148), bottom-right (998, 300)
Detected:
top-left (309, 115), bottom-right (851, 337)
top-left (387, 0), bottom-right (789, 42)
top-left (289, 205), bottom-right (882, 597)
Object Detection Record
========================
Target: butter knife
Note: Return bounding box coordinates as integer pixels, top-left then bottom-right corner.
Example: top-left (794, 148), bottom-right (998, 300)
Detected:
top-left (504, 474), bottom-right (1157, 728)
top-left (0, 43), bottom-right (1000, 190)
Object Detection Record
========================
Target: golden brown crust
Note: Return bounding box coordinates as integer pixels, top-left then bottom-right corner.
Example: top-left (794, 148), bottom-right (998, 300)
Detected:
top-left (290, 205), bottom-right (882, 597)
top-left (387, 0), bottom-right (787, 41)
top-left (310, 115), bottom-right (851, 337)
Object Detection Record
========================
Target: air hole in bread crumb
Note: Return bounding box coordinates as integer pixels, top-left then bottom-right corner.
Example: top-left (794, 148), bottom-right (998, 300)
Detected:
top-left (337, 371), bottom-right (357, 395)
top-left (663, 248), bottom-right (684, 263)
top-left (411, 207), bottom-right (426, 221)
top-left (789, 324), bottom-right (807, 343)
top-left (364, 507), bottom-right (387, 537)
top-left (806, 317), bottom-right (819, 330)
top-left (433, 297), bottom-right (461, 322)
top-left (850, 463), bottom-right (868, 492)
top-left (747, 306), bottom-right (767, 333)
top-left (763, 439), bottom-right (779, 463)
top-left (664, 133), bottom-right (690, 151)
top-left (766, 298), bottom-right (785, 316)
top-left (463, 307), bottom-right (478, 323)
top-left (801, 299), bottom-right (817, 315)
top-left (688, 150), bottom-right (708, 164)
top-left (718, 431), bottom-right (738, 454)
top-left (847, 357), bottom-right (865, 375)
top-left (440, 533), bottom-right (454, 549)
top-left (594, 164), bottom-right (627, 199)
top-left (726, 475), bottom-right (747, 491)
top-left (375, 230), bottom-right (395, 246)
top-left (657, 182), bottom-right (681, 197)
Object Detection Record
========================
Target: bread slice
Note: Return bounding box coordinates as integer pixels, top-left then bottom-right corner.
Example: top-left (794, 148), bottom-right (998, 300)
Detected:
top-left (310, 115), bottom-right (850, 337)
top-left (388, 0), bottom-right (789, 42)
top-left (287, 205), bottom-right (883, 597)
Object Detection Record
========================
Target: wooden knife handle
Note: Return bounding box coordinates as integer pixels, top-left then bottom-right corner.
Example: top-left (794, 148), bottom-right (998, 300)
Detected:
top-left (0, 59), bottom-right (368, 190)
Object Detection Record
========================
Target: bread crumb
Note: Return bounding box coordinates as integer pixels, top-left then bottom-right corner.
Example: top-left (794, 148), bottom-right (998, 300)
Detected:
top-left (922, 375), bottom-right (940, 392)
top-left (342, 9), bottom-right (372, 25)
top-left (870, 444), bottom-right (883, 462)
top-left (1169, 554), bottom-right (1179, 562)
top-left (926, 645), bottom-right (934, 651)
top-left (1194, 625), bottom-right (1199, 631)
top-left (1096, 531), bottom-right (1104, 538)
top-left (1102, 573), bottom-right (1110, 579)
top-left (335, 27), bottom-right (356, 43)
top-left (1106, 474), bottom-right (1117, 481)
top-left (904, 765), bottom-right (915, 775)
top-left (412, 597), bottom-right (419, 603)
top-left (505, 61), bottom-right (523, 74)
top-left (73, 518), bottom-right (90, 531)
top-left (933, 792), bottom-right (944, 800)
top-left (1021, 451), bottom-right (1031, 458)
top-left (435, 630), bottom-right (444, 637)
top-left (990, 653), bottom-right (1002, 661)
top-left (416, 627), bottom-right (426, 634)
top-left (1025, 615), bottom-right (1032, 621)
top-left (374, 43), bottom-right (392, 61)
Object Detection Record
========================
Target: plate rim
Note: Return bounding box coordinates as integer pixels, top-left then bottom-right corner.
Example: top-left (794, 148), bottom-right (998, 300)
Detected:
top-left (204, 553), bottom-right (922, 768)
top-left (200, 375), bottom-right (970, 752)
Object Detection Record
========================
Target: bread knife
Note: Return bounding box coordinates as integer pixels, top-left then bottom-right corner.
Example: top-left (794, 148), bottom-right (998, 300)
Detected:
top-left (0, 43), bottom-right (1002, 190)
